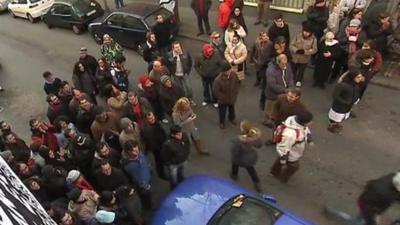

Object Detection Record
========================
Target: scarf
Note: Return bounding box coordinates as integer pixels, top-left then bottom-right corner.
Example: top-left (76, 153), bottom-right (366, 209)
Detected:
top-left (345, 26), bottom-right (361, 54)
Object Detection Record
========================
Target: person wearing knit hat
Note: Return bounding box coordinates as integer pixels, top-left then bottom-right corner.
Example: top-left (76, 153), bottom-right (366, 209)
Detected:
top-left (138, 75), bottom-right (151, 88)
top-left (67, 188), bottom-right (82, 202)
top-left (67, 169), bottom-right (95, 191)
top-left (194, 43), bottom-right (222, 108)
top-left (290, 21), bottom-right (318, 87)
top-left (137, 75), bottom-right (167, 123)
top-left (67, 170), bottom-right (81, 182)
top-left (349, 18), bottom-right (361, 27)
top-left (158, 73), bottom-right (184, 116)
top-left (119, 117), bottom-right (144, 149)
top-left (95, 210), bottom-right (116, 224)
top-left (160, 75), bottom-right (171, 84)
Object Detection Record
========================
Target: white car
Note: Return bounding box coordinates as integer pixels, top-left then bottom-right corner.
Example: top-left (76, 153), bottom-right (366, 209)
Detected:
top-left (0, 0), bottom-right (12, 11)
top-left (8, 0), bottom-right (53, 23)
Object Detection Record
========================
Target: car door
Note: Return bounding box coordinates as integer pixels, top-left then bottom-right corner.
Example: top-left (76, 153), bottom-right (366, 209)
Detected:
top-left (122, 15), bottom-right (147, 49)
top-left (99, 13), bottom-right (125, 46)
top-left (12, 0), bottom-right (28, 17)
top-left (51, 3), bottom-right (73, 28)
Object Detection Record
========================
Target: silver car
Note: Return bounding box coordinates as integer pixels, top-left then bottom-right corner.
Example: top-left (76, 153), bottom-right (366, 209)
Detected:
top-left (0, 0), bottom-right (11, 11)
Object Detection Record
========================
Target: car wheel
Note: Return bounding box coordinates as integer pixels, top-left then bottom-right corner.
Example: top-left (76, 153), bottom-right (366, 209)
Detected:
top-left (135, 43), bottom-right (144, 56)
top-left (43, 18), bottom-right (53, 29)
top-left (9, 10), bottom-right (16, 18)
top-left (72, 25), bottom-right (81, 35)
top-left (27, 13), bottom-right (35, 23)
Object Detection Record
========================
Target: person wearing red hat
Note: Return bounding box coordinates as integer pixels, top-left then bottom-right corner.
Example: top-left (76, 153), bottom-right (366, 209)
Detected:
top-left (137, 75), bottom-right (166, 123)
top-left (194, 44), bottom-right (224, 108)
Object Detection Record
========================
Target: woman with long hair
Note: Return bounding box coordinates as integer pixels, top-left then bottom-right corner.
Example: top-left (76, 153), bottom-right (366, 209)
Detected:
top-left (230, 120), bottom-right (263, 192)
top-left (172, 97), bottom-right (209, 155)
top-left (328, 69), bottom-right (364, 133)
top-left (95, 57), bottom-right (114, 97)
top-left (224, 18), bottom-right (247, 46)
top-left (230, 7), bottom-right (248, 34)
top-left (72, 62), bottom-right (97, 102)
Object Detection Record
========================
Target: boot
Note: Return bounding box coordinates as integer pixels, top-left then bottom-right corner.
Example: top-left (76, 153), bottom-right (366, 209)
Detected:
top-left (327, 123), bottom-right (341, 133)
top-left (193, 139), bottom-right (209, 155)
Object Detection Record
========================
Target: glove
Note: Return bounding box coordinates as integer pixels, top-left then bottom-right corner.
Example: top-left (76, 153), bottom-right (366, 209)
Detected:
top-left (296, 49), bottom-right (305, 54)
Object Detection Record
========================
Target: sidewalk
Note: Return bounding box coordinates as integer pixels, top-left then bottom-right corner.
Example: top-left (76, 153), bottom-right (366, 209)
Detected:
top-left (123, 0), bottom-right (400, 90)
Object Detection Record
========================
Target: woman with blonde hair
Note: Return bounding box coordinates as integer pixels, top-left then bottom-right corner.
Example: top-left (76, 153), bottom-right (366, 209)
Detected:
top-left (172, 97), bottom-right (209, 155)
top-left (230, 120), bottom-right (263, 192)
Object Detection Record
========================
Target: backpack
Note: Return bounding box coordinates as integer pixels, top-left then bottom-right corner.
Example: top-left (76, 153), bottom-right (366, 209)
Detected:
top-left (273, 123), bottom-right (300, 144)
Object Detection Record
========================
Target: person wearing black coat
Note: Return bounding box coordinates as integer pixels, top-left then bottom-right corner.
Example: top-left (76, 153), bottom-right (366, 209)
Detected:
top-left (357, 172), bottom-right (400, 225)
top-left (191, 0), bottom-right (212, 36)
top-left (161, 125), bottom-right (190, 189)
top-left (230, 7), bottom-right (248, 34)
top-left (153, 14), bottom-right (173, 56)
top-left (40, 165), bottom-right (68, 200)
top-left (365, 13), bottom-right (393, 57)
top-left (328, 69), bottom-right (363, 133)
top-left (268, 14), bottom-right (290, 43)
top-left (305, 0), bottom-right (329, 41)
top-left (140, 111), bottom-right (167, 179)
top-left (142, 32), bottom-right (161, 65)
top-left (43, 71), bottom-right (62, 95)
top-left (158, 75), bottom-right (184, 116)
top-left (114, 185), bottom-right (144, 225)
top-left (92, 142), bottom-right (121, 170)
top-left (95, 57), bottom-right (115, 97)
top-left (78, 47), bottom-right (98, 76)
top-left (75, 98), bottom-right (96, 135)
top-left (24, 177), bottom-right (50, 206)
top-left (93, 160), bottom-right (129, 192)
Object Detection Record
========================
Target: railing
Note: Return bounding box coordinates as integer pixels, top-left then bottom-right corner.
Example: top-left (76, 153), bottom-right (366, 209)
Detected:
top-left (243, 0), bottom-right (305, 13)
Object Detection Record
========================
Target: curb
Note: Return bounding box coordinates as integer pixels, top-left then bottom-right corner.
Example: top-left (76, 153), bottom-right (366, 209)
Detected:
top-left (370, 79), bottom-right (400, 91)
top-left (177, 33), bottom-right (209, 43)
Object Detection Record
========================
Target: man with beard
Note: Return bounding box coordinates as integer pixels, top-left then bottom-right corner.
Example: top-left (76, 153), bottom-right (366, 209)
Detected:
top-left (92, 142), bottom-right (121, 170)
top-left (46, 94), bottom-right (72, 124)
top-left (75, 97), bottom-right (96, 135)
top-left (94, 160), bottom-right (129, 192)
top-left (149, 59), bottom-right (170, 84)
top-left (90, 106), bottom-right (121, 142)
top-left (78, 47), bottom-right (97, 76)
top-left (138, 75), bottom-right (165, 123)
top-left (122, 92), bottom-right (153, 127)
top-left (153, 14), bottom-right (173, 56)
top-left (142, 32), bottom-right (161, 65)
top-left (58, 81), bottom-right (74, 105)
top-left (3, 132), bottom-right (31, 163)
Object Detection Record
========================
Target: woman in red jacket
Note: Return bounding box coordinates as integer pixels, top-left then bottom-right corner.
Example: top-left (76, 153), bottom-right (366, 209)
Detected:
top-left (218, 0), bottom-right (234, 30)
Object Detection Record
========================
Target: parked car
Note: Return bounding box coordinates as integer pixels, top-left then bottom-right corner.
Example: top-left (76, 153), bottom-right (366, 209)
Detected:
top-left (0, 0), bottom-right (12, 12)
top-left (42, 0), bottom-right (103, 34)
top-left (88, 2), bottom-right (178, 53)
top-left (151, 175), bottom-right (317, 225)
top-left (8, 0), bottom-right (53, 23)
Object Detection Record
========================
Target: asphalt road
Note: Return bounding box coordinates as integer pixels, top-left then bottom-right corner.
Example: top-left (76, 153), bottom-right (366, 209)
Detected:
top-left (0, 8), bottom-right (400, 225)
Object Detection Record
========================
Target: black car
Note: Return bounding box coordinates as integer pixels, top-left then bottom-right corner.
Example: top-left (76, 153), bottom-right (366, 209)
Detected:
top-left (88, 3), bottom-right (179, 53)
top-left (43, 0), bottom-right (104, 34)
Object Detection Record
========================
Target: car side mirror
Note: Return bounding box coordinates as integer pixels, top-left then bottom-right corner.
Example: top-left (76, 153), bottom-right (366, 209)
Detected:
top-left (262, 195), bottom-right (277, 203)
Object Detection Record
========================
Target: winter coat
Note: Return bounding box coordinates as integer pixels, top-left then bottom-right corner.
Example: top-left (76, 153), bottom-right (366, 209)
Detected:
top-left (161, 134), bottom-right (190, 165)
top-left (140, 121), bottom-right (167, 154)
top-left (336, 26), bottom-right (367, 54)
top-left (41, 167), bottom-right (68, 200)
top-left (95, 68), bottom-right (114, 97)
top-left (230, 132), bottom-right (262, 167)
top-left (149, 66), bottom-right (170, 84)
top-left (265, 61), bottom-right (295, 100)
top-left (79, 55), bottom-right (98, 78)
top-left (272, 94), bottom-right (306, 124)
top-left (94, 167), bottom-right (129, 192)
top-left (5, 138), bottom-right (31, 163)
top-left (47, 103), bottom-right (72, 124)
top-left (224, 42), bottom-right (247, 80)
top-left (276, 116), bottom-right (311, 162)
top-left (251, 40), bottom-right (274, 69)
top-left (331, 79), bottom-right (360, 113)
top-left (218, 0), bottom-right (234, 29)
top-left (100, 41), bottom-right (123, 63)
top-left (68, 190), bottom-right (99, 221)
top-left (290, 33), bottom-right (318, 64)
top-left (194, 53), bottom-right (224, 79)
top-left (313, 40), bottom-right (342, 82)
top-left (340, 0), bottom-right (366, 15)
top-left (69, 132), bottom-right (95, 164)
top-left (166, 51), bottom-right (193, 76)
top-left (224, 26), bottom-right (247, 45)
top-left (107, 94), bottom-right (127, 120)
top-left (190, 0), bottom-right (212, 16)
top-left (213, 70), bottom-right (240, 105)
top-left (158, 84), bottom-right (184, 115)
top-left (122, 97), bottom-right (153, 125)
top-left (153, 22), bottom-right (172, 48)
top-left (119, 124), bottom-right (144, 150)
top-left (44, 78), bottom-right (62, 95)
top-left (121, 151), bottom-right (152, 190)
top-left (348, 51), bottom-right (382, 80)
top-left (358, 173), bottom-right (400, 214)
top-left (172, 108), bottom-right (197, 137)
top-left (72, 70), bottom-right (97, 95)
top-left (90, 112), bottom-right (121, 142)
top-left (230, 13), bottom-right (248, 33)
top-left (142, 42), bottom-right (161, 63)
top-left (365, 20), bottom-right (393, 54)
top-left (306, 5), bottom-right (329, 33)
top-left (268, 23), bottom-right (291, 43)
top-left (31, 124), bottom-right (59, 151)
top-left (75, 106), bottom-right (95, 135)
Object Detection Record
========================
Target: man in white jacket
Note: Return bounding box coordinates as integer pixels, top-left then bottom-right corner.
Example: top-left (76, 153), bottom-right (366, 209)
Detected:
top-left (270, 110), bottom-right (313, 183)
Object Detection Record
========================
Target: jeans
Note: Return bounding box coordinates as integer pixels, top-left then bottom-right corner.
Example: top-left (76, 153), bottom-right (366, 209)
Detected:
top-left (168, 161), bottom-right (187, 189)
top-left (196, 14), bottom-right (211, 33)
top-left (173, 75), bottom-right (193, 99)
top-left (218, 104), bottom-right (235, 124)
top-left (231, 164), bottom-right (260, 183)
top-left (294, 63), bottom-right (308, 83)
top-left (114, 0), bottom-right (124, 8)
top-left (201, 77), bottom-right (217, 103)
top-left (257, 0), bottom-right (270, 22)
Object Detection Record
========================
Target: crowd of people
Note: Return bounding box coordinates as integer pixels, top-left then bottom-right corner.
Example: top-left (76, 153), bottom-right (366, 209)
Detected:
top-left (0, 0), bottom-right (400, 225)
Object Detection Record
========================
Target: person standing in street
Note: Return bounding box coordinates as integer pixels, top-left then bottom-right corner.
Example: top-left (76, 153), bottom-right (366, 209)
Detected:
top-left (230, 7), bottom-right (248, 34)
top-left (230, 120), bottom-right (263, 192)
top-left (250, 31), bottom-right (273, 87)
top-left (172, 97), bottom-right (209, 155)
top-left (153, 14), bottom-right (173, 57)
top-left (218, 0), bottom-right (234, 30)
top-left (254, 0), bottom-right (271, 26)
top-left (290, 23), bottom-right (318, 87)
top-left (191, 0), bottom-right (212, 36)
top-left (72, 62), bottom-right (97, 102)
top-left (213, 62), bottom-right (240, 129)
top-left (161, 125), bottom-right (191, 189)
top-left (224, 34), bottom-right (248, 81)
top-left (43, 71), bottom-right (62, 95)
top-left (194, 43), bottom-right (224, 108)
top-left (78, 47), bottom-right (97, 77)
top-left (114, 0), bottom-right (124, 9)
top-left (327, 69), bottom-right (363, 133)
top-left (166, 41), bottom-right (195, 106)
top-left (268, 14), bottom-right (291, 43)
top-left (101, 34), bottom-right (124, 64)
top-left (158, 75), bottom-right (184, 119)
top-left (270, 110), bottom-right (313, 183)
top-left (306, 0), bottom-right (329, 42)
top-left (210, 32), bottom-right (226, 57)
top-left (263, 54), bottom-right (294, 128)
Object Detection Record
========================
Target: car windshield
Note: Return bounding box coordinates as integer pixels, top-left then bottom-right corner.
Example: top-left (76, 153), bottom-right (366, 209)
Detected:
top-left (73, 0), bottom-right (94, 15)
top-left (144, 8), bottom-right (172, 28)
top-left (30, 0), bottom-right (40, 3)
top-left (210, 195), bottom-right (281, 225)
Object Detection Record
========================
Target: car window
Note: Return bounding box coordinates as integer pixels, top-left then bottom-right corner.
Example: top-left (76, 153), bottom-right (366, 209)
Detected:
top-left (73, 0), bottom-right (95, 16)
top-left (211, 196), bottom-right (280, 225)
top-left (144, 8), bottom-right (172, 28)
top-left (29, 0), bottom-right (40, 3)
top-left (52, 4), bottom-right (71, 15)
top-left (106, 13), bottom-right (124, 27)
top-left (124, 15), bottom-right (146, 30)
top-left (17, 0), bottom-right (27, 4)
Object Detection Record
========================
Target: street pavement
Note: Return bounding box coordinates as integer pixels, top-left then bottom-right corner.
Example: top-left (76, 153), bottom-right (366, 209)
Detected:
top-left (0, 1), bottom-right (400, 225)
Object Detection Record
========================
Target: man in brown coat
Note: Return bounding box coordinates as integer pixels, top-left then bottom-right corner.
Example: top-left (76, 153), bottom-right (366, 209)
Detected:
top-left (90, 106), bottom-right (121, 142)
top-left (213, 62), bottom-right (240, 129)
top-left (272, 88), bottom-right (305, 126)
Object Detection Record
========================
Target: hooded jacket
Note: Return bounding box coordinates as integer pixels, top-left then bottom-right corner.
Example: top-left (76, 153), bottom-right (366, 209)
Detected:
top-left (230, 131), bottom-right (262, 167)
top-left (276, 116), bottom-right (311, 162)
top-left (218, 0), bottom-right (234, 29)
